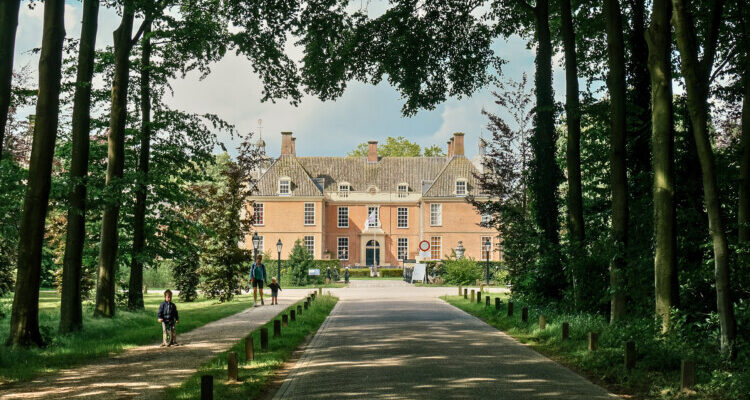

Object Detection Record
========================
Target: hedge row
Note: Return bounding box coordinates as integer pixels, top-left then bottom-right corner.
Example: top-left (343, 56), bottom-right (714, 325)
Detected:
top-left (379, 268), bottom-right (403, 277)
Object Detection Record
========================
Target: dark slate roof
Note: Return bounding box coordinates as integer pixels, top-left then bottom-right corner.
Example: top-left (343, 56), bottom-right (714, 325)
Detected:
top-left (253, 155), bottom-right (483, 197)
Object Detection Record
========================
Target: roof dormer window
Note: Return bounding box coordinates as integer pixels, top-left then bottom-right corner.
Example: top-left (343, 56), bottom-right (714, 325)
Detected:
top-left (455, 179), bottom-right (467, 196)
top-left (279, 178), bottom-right (291, 196)
top-left (339, 182), bottom-right (350, 198)
top-left (398, 183), bottom-right (408, 198)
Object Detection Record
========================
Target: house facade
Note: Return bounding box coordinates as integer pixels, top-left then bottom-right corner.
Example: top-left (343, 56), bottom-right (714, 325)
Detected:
top-left (244, 131), bottom-right (499, 267)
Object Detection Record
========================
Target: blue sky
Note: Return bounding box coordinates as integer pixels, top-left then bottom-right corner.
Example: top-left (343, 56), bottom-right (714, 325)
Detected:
top-left (14, 0), bottom-right (571, 158)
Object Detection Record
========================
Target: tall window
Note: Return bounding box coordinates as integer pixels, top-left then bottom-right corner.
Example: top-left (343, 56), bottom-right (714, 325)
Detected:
top-left (339, 183), bottom-right (349, 198)
top-left (279, 179), bottom-right (290, 195)
top-left (304, 203), bottom-right (315, 225)
top-left (481, 213), bottom-right (491, 224)
top-left (430, 236), bottom-right (442, 260)
top-left (397, 207), bottom-right (408, 228)
top-left (367, 206), bottom-right (380, 227)
top-left (397, 238), bottom-right (408, 260)
top-left (253, 203), bottom-right (264, 225)
top-left (337, 237), bottom-right (349, 260)
top-left (398, 184), bottom-right (408, 198)
top-left (455, 180), bottom-right (467, 196)
top-left (257, 235), bottom-right (264, 253)
top-left (338, 206), bottom-right (349, 228)
top-left (430, 203), bottom-right (442, 226)
top-left (304, 235), bottom-right (315, 255)
top-left (481, 236), bottom-right (493, 261)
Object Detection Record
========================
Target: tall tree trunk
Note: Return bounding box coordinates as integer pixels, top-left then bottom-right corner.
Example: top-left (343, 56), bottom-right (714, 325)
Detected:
top-left (531, 0), bottom-right (564, 300)
top-left (671, 0), bottom-right (736, 355)
top-left (604, 0), bottom-right (628, 323)
top-left (128, 21), bottom-right (152, 310)
top-left (95, 10), bottom-right (134, 318)
top-left (559, 0), bottom-right (584, 306)
top-left (647, 0), bottom-right (678, 333)
top-left (738, 6), bottom-right (750, 244)
top-left (6, 0), bottom-right (66, 346)
top-left (60, 0), bottom-right (99, 334)
top-left (0, 0), bottom-right (21, 160)
top-left (628, 0), bottom-right (652, 177)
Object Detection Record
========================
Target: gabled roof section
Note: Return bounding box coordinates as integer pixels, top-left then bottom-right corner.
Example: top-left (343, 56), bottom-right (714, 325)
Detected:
top-left (254, 155), bottom-right (323, 197)
top-left (423, 156), bottom-right (483, 197)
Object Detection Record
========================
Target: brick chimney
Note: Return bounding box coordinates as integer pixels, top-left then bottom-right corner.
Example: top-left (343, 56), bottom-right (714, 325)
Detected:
top-left (368, 141), bottom-right (378, 163)
top-left (291, 137), bottom-right (296, 156)
top-left (447, 138), bottom-right (454, 157)
top-left (280, 132), bottom-right (293, 155)
top-left (453, 132), bottom-right (465, 156)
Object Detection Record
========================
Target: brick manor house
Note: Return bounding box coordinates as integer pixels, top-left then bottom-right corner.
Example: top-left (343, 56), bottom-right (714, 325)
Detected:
top-left (244, 131), bottom-right (500, 267)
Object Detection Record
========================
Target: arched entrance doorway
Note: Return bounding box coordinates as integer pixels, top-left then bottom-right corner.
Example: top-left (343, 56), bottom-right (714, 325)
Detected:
top-left (365, 240), bottom-right (380, 266)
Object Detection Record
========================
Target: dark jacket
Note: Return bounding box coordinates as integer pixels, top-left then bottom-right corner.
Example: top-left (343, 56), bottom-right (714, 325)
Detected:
top-left (268, 282), bottom-right (281, 293)
top-left (158, 301), bottom-right (179, 322)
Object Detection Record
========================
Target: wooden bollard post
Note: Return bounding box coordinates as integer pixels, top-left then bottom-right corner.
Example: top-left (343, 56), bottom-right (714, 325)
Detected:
top-left (311, 293), bottom-right (316, 300)
top-left (562, 322), bottom-right (569, 340)
top-left (291, 309), bottom-right (296, 321)
top-left (458, 285), bottom-right (462, 296)
top-left (260, 328), bottom-right (269, 349)
top-left (625, 341), bottom-right (636, 370)
top-left (244, 336), bottom-right (254, 361)
top-left (470, 290), bottom-right (475, 303)
top-left (539, 315), bottom-right (546, 330)
top-left (507, 302), bottom-right (514, 317)
top-left (495, 297), bottom-right (501, 310)
top-left (588, 332), bottom-right (599, 351)
top-left (282, 314), bottom-right (288, 327)
top-left (227, 351), bottom-right (238, 381)
top-left (521, 307), bottom-right (528, 322)
top-left (485, 296), bottom-right (490, 306)
top-left (297, 305), bottom-right (302, 315)
top-left (681, 360), bottom-right (696, 391)
top-left (304, 301), bottom-right (309, 310)
top-left (463, 288), bottom-right (468, 299)
top-left (274, 320), bottom-right (281, 337)
top-left (201, 375), bottom-right (213, 400)
top-left (477, 292), bottom-right (482, 304)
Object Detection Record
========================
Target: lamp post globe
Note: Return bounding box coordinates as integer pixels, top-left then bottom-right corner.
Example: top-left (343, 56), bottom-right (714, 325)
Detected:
top-left (276, 239), bottom-right (283, 281)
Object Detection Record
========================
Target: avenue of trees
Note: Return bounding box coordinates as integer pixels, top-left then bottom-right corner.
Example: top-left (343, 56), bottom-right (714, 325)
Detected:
top-left (1, 0), bottom-right (748, 392)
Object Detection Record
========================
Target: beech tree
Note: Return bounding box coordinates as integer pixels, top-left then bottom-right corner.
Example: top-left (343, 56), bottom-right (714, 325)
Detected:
top-left (7, 0), bottom-right (66, 346)
top-left (0, 0), bottom-right (21, 161)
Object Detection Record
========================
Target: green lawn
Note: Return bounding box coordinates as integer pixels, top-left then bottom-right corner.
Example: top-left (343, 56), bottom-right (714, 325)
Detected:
top-left (444, 294), bottom-right (747, 400)
top-left (165, 294), bottom-right (338, 399)
top-left (0, 291), bottom-right (255, 385)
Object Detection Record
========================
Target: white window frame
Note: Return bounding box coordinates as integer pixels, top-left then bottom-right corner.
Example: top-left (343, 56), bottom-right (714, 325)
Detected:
top-left (367, 206), bottom-right (380, 228)
top-left (257, 235), bottom-right (264, 254)
top-left (397, 207), bottom-right (408, 228)
top-left (279, 178), bottom-right (291, 196)
top-left (304, 202), bottom-right (315, 226)
top-left (455, 179), bottom-right (467, 196)
top-left (338, 206), bottom-right (349, 228)
top-left (337, 237), bottom-right (349, 260)
top-left (253, 203), bottom-right (264, 226)
top-left (339, 183), bottom-right (350, 198)
top-left (430, 203), bottom-right (442, 226)
top-left (304, 235), bottom-right (315, 255)
top-left (397, 238), bottom-right (408, 260)
top-left (430, 236), bottom-right (442, 260)
top-left (481, 213), bottom-right (491, 225)
top-left (481, 236), bottom-right (493, 261)
top-left (397, 183), bottom-right (408, 198)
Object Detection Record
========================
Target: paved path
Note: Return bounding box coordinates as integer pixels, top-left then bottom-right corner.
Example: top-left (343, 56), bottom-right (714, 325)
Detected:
top-left (274, 281), bottom-right (617, 399)
top-left (1, 290), bottom-right (311, 399)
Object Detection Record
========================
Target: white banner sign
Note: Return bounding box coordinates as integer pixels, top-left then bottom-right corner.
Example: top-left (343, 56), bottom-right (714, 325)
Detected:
top-left (411, 263), bottom-right (426, 283)
top-left (308, 269), bottom-right (320, 276)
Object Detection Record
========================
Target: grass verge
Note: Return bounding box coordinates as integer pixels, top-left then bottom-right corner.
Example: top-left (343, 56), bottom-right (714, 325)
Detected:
top-left (165, 294), bottom-right (338, 400)
top-left (444, 294), bottom-right (747, 400)
top-left (0, 291), bottom-right (255, 385)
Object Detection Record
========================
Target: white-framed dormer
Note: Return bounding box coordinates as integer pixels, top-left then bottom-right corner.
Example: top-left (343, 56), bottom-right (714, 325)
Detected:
top-left (455, 178), bottom-right (467, 197)
top-left (397, 182), bottom-right (408, 198)
top-left (278, 176), bottom-right (291, 196)
top-left (338, 182), bottom-right (351, 198)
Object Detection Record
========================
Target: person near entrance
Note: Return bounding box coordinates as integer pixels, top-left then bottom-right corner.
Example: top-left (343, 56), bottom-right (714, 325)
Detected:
top-left (250, 255), bottom-right (268, 306)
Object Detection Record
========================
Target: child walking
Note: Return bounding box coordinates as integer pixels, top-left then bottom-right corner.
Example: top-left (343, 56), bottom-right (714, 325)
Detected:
top-left (268, 277), bottom-right (282, 305)
top-left (158, 289), bottom-right (179, 347)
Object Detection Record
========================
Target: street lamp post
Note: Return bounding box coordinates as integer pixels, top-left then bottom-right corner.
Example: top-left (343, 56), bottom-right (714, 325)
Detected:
top-left (276, 239), bottom-right (283, 281)
top-left (252, 232), bottom-right (260, 261)
top-left (484, 239), bottom-right (491, 285)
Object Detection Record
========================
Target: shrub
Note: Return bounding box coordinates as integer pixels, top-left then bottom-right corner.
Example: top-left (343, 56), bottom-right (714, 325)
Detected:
top-left (379, 268), bottom-right (403, 277)
top-left (288, 240), bottom-right (315, 286)
top-left (172, 257), bottom-right (199, 302)
top-left (442, 257), bottom-right (482, 285)
top-left (347, 268), bottom-right (370, 278)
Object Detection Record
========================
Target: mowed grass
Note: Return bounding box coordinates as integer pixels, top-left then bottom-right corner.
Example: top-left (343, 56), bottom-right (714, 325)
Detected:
top-left (0, 291), bottom-right (255, 385)
top-left (165, 294), bottom-right (338, 400)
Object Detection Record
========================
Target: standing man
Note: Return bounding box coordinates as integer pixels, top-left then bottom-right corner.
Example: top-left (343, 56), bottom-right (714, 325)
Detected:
top-left (250, 255), bottom-right (267, 306)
